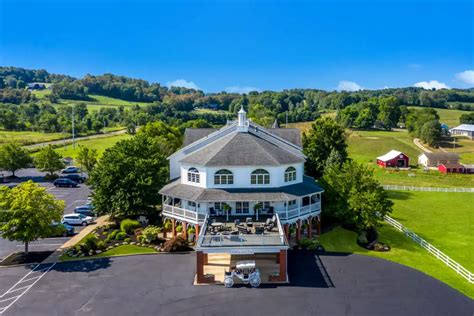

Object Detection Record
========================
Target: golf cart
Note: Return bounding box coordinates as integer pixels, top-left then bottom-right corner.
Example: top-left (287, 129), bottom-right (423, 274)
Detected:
top-left (224, 260), bottom-right (261, 288)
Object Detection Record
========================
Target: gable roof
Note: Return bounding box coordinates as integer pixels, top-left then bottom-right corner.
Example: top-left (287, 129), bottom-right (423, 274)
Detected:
top-left (183, 126), bottom-right (301, 147)
top-left (419, 152), bottom-right (460, 160)
top-left (180, 132), bottom-right (304, 166)
top-left (450, 124), bottom-right (474, 132)
top-left (377, 150), bottom-right (406, 162)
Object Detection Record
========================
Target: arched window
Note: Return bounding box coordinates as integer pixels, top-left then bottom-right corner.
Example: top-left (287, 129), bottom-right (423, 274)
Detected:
top-left (284, 166), bottom-right (296, 182)
top-left (187, 167), bottom-right (200, 183)
top-left (251, 169), bottom-right (270, 184)
top-left (214, 169), bottom-right (234, 185)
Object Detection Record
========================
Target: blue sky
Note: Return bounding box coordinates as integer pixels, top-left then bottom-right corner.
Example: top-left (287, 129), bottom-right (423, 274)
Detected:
top-left (0, 0), bottom-right (473, 92)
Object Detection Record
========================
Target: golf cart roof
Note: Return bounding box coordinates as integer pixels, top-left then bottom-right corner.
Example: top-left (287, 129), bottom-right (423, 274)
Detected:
top-left (236, 260), bottom-right (256, 269)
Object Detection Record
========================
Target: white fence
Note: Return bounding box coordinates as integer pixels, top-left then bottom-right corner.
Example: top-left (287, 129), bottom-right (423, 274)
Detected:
top-left (383, 215), bottom-right (473, 283)
top-left (383, 185), bottom-right (474, 193)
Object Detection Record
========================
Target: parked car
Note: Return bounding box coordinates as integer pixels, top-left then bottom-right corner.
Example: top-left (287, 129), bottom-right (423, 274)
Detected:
top-left (53, 178), bottom-right (78, 188)
top-left (61, 214), bottom-right (94, 226)
top-left (60, 174), bottom-right (86, 183)
top-left (61, 166), bottom-right (80, 174)
top-left (74, 205), bottom-right (95, 217)
top-left (49, 223), bottom-right (75, 237)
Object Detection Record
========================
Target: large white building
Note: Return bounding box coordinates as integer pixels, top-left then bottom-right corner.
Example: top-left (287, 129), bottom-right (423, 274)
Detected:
top-left (159, 108), bottom-right (323, 284)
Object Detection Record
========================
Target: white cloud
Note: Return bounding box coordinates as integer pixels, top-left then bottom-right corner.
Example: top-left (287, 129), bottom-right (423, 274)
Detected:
top-left (414, 80), bottom-right (449, 90)
top-left (166, 79), bottom-right (200, 90)
top-left (337, 80), bottom-right (363, 91)
top-left (455, 70), bottom-right (474, 85)
top-left (224, 86), bottom-right (260, 94)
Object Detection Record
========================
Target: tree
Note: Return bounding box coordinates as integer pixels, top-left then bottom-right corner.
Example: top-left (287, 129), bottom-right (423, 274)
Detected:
top-left (321, 161), bottom-right (393, 231)
top-left (76, 145), bottom-right (98, 174)
top-left (420, 120), bottom-right (441, 147)
top-left (459, 112), bottom-right (474, 124)
top-left (34, 145), bottom-right (65, 177)
top-left (377, 96), bottom-right (401, 129)
top-left (88, 134), bottom-right (169, 218)
top-left (0, 181), bottom-right (64, 254)
top-left (137, 121), bottom-right (183, 155)
top-left (303, 117), bottom-right (348, 178)
top-left (0, 142), bottom-right (32, 177)
top-left (248, 104), bottom-right (275, 127)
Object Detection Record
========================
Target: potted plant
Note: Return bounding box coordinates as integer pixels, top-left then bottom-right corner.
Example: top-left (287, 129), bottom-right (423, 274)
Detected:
top-left (187, 226), bottom-right (196, 241)
top-left (253, 203), bottom-right (262, 221)
top-left (222, 203), bottom-right (231, 221)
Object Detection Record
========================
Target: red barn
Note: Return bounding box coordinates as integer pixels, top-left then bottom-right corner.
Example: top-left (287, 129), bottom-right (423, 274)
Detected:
top-left (438, 163), bottom-right (465, 174)
top-left (377, 150), bottom-right (409, 168)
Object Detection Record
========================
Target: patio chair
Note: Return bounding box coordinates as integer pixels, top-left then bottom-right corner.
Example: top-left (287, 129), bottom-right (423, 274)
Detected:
top-left (255, 226), bottom-right (265, 234)
top-left (237, 224), bottom-right (251, 234)
top-left (245, 217), bottom-right (253, 227)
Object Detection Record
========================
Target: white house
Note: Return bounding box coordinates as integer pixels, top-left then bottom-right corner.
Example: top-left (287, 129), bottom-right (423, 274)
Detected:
top-left (159, 108), bottom-right (323, 284)
top-left (450, 124), bottom-right (474, 140)
top-left (418, 152), bottom-right (460, 167)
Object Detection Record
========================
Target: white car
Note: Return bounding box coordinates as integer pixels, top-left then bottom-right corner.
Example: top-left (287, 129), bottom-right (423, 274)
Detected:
top-left (61, 166), bottom-right (80, 174)
top-left (62, 214), bottom-right (94, 226)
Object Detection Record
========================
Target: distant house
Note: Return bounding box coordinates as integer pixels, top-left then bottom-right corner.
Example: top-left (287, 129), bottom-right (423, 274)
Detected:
top-left (418, 152), bottom-right (460, 167)
top-left (376, 150), bottom-right (409, 168)
top-left (438, 163), bottom-right (465, 174)
top-left (464, 164), bottom-right (474, 174)
top-left (26, 83), bottom-right (46, 90)
top-left (449, 124), bottom-right (474, 140)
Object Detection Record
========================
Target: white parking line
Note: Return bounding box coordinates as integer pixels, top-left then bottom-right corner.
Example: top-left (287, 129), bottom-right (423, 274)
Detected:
top-left (15, 244), bottom-right (63, 247)
top-left (0, 262), bottom-right (56, 314)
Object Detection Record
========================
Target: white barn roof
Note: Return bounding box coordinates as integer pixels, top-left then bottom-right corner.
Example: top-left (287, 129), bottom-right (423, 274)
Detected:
top-left (377, 150), bottom-right (404, 162)
top-left (450, 124), bottom-right (474, 132)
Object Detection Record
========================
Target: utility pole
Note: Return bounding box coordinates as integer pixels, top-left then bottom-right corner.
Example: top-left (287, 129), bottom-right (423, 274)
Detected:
top-left (72, 105), bottom-right (76, 149)
top-left (286, 111), bottom-right (288, 126)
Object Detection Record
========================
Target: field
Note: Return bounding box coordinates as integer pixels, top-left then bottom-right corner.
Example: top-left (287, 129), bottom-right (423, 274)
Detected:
top-left (285, 111), bottom-right (337, 133)
top-left (408, 106), bottom-right (471, 127)
top-left (319, 225), bottom-right (474, 298)
top-left (388, 191), bottom-right (474, 271)
top-left (51, 134), bottom-right (131, 159)
top-left (0, 130), bottom-right (69, 145)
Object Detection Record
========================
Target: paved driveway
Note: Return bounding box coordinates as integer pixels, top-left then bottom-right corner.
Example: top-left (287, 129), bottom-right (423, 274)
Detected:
top-left (1, 252), bottom-right (472, 316)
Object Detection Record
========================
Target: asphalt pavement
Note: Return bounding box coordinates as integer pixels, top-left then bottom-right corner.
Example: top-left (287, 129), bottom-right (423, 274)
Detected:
top-left (0, 169), bottom-right (91, 260)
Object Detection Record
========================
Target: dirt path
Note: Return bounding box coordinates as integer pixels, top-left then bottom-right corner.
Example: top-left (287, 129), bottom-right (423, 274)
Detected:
top-left (413, 138), bottom-right (432, 153)
top-left (24, 129), bottom-right (126, 150)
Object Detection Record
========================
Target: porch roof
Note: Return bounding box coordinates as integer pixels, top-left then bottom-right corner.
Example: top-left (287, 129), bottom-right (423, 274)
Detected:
top-left (159, 176), bottom-right (323, 202)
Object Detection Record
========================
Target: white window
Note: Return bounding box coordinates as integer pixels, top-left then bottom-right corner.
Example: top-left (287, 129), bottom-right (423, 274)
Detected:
top-left (187, 167), bottom-right (200, 183)
top-left (251, 169), bottom-right (270, 185)
top-left (284, 166), bottom-right (297, 182)
top-left (214, 202), bottom-right (223, 210)
top-left (187, 201), bottom-right (196, 208)
top-left (288, 199), bottom-right (297, 207)
top-left (236, 201), bottom-right (250, 214)
top-left (214, 169), bottom-right (234, 185)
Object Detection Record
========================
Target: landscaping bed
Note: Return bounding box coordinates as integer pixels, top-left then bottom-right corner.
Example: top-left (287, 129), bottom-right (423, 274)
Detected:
top-left (0, 251), bottom-right (53, 266)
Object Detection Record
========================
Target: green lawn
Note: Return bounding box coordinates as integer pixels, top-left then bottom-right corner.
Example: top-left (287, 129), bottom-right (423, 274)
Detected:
top-left (52, 134), bottom-right (131, 159)
top-left (60, 244), bottom-right (157, 262)
top-left (388, 191), bottom-right (474, 271)
top-left (319, 226), bottom-right (474, 299)
top-left (0, 130), bottom-right (69, 145)
top-left (408, 106), bottom-right (471, 128)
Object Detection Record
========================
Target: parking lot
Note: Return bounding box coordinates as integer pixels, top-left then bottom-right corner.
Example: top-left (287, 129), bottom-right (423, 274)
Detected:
top-left (0, 169), bottom-right (91, 260)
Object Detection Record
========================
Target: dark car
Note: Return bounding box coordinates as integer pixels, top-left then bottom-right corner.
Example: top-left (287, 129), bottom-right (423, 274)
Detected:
top-left (61, 166), bottom-right (80, 174)
top-left (60, 174), bottom-right (86, 183)
top-left (49, 223), bottom-right (75, 237)
top-left (53, 178), bottom-right (78, 188)
top-left (74, 205), bottom-right (95, 217)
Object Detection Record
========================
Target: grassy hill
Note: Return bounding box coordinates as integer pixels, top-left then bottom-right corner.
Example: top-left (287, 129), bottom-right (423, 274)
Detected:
top-left (408, 106), bottom-right (471, 127)
top-left (0, 130), bottom-right (68, 145)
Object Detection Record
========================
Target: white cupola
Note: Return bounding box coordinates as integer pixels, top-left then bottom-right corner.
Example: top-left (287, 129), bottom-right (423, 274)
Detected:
top-left (238, 106), bottom-right (247, 126)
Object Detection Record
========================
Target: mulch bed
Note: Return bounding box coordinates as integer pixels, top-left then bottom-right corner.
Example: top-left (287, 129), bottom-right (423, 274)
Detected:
top-left (0, 251), bottom-right (54, 266)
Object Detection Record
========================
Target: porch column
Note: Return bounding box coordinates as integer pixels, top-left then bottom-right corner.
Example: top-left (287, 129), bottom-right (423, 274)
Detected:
top-left (182, 222), bottom-right (188, 239)
top-left (307, 216), bottom-right (313, 239)
top-left (284, 223), bottom-right (290, 241)
top-left (196, 251), bottom-right (205, 283)
top-left (296, 219), bottom-right (301, 243)
top-left (195, 224), bottom-right (199, 238)
top-left (278, 250), bottom-right (287, 282)
top-left (203, 252), bottom-right (208, 265)
top-left (172, 219), bottom-right (177, 237)
top-left (317, 216), bottom-right (321, 236)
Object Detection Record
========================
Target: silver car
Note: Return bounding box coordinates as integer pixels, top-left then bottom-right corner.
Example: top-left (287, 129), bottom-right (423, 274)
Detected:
top-left (61, 214), bottom-right (94, 226)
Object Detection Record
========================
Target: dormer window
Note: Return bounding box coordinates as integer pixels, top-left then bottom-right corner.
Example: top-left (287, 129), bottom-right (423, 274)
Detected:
top-left (214, 169), bottom-right (234, 185)
top-left (251, 169), bottom-right (270, 185)
top-left (187, 167), bottom-right (200, 183)
top-left (284, 166), bottom-right (297, 182)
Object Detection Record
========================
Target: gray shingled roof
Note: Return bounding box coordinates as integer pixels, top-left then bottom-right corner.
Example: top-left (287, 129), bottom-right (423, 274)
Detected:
top-left (180, 132), bottom-right (304, 166)
top-left (421, 152), bottom-right (460, 160)
top-left (159, 176), bottom-right (323, 202)
top-left (183, 126), bottom-right (301, 147)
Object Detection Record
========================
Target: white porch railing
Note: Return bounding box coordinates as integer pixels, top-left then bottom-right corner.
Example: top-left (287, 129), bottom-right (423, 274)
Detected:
top-left (162, 204), bottom-right (206, 223)
top-left (277, 202), bottom-right (321, 221)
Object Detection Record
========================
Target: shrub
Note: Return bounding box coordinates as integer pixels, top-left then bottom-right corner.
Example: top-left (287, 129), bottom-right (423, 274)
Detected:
top-left (187, 226), bottom-right (195, 235)
top-left (109, 229), bottom-right (120, 240)
top-left (164, 220), bottom-right (172, 231)
top-left (357, 231), bottom-right (368, 245)
top-left (83, 234), bottom-right (99, 251)
top-left (298, 237), bottom-right (321, 250)
top-left (134, 228), bottom-right (143, 237)
top-left (162, 236), bottom-right (190, 252)
top-left (120, 219), bottom-right (141, 234)
top-left (124, 238), bottom-right (131, 243)
top-left (175, 225), bottom-right (183, 233)
top-left (138, 235), bottom-right (147, 244)
top-left (96, 241), bottom-right (106, 251)
top-left (142, 225), bottom-right (161, 243)
top-left (116, 231), bottom-right (127, 240)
